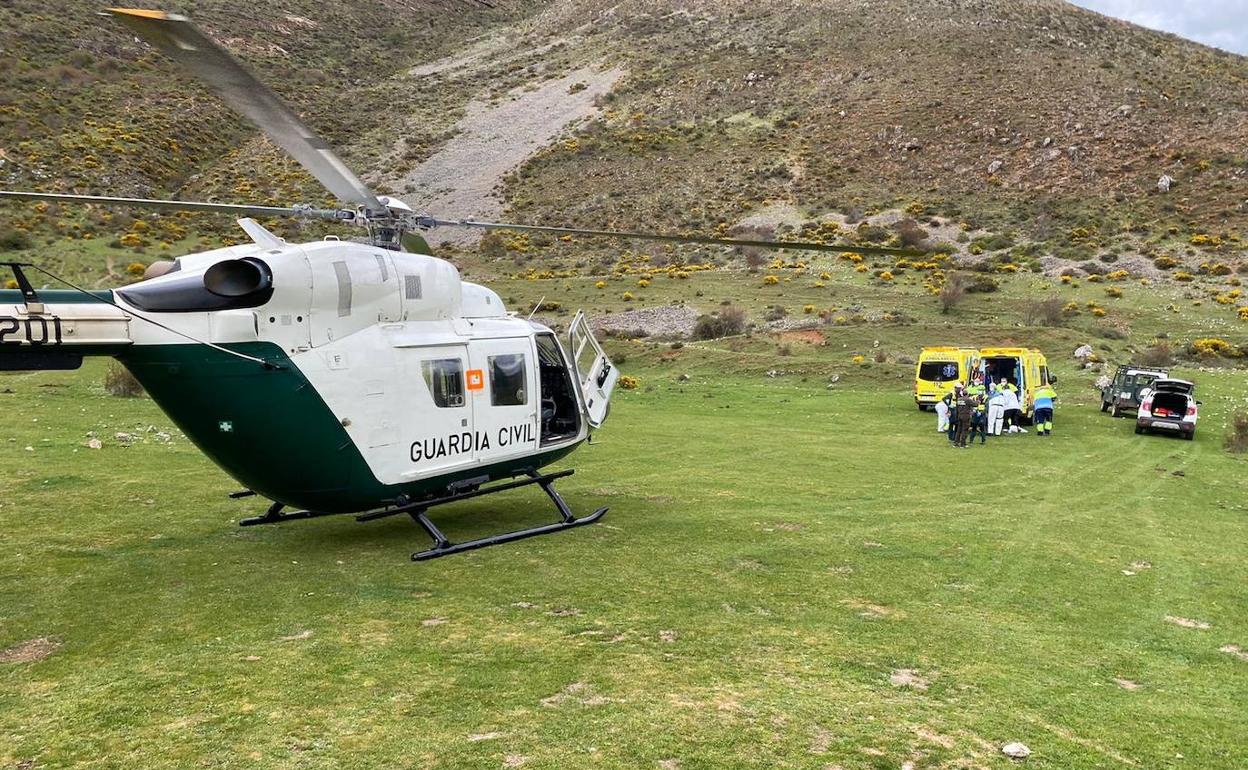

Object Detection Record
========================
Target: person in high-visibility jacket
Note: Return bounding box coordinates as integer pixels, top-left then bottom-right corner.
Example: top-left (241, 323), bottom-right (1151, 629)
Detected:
top-left (966, 374), bottom-right (988, 444)
top-left (1034, 383), bottom-right (1057, 436)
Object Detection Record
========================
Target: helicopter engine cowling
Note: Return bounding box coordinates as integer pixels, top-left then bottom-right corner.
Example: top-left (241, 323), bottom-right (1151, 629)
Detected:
top-left (461, 283), bottom-right (507, 319)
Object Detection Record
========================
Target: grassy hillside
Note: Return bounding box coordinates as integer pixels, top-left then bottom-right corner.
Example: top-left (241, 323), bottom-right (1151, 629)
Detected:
top-left (1, 2), bottom-right (1248, 760)
top-left (3, 0), bottom-right (1246, 283)
top-left (0, 0), bottom-right (543, 277)
top-left (2, 349), bottom-right (1247, 768)
top-left (500, 0), bottom-right (1247, 268)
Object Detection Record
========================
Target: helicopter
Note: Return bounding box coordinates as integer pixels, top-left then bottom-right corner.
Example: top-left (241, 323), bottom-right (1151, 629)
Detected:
top-left (0, 9), bottom-right (917, 561)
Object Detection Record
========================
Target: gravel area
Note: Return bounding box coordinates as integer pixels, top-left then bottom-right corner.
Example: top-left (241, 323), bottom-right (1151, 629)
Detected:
top-left (592, 305), bottom-right (701, 338)
top-left (392, 66), bottom-right (623, 246)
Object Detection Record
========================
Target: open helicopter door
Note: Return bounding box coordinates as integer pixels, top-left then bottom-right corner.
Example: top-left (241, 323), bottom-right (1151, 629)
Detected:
top-left (568, 311), bottom-right (618, 428)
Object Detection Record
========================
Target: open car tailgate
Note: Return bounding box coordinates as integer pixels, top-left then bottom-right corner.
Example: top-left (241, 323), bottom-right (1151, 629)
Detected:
top-left (568, 310), bottom-right (618, 428)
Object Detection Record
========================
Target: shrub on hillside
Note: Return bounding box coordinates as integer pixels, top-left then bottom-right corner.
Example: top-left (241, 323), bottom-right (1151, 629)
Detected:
top-left (964, 274), bottom-right (999, 293)
top-left (893, 218), bottom-right (929, 250)
top-left (692, 306), bottom-right (746, 339)
top-left (970, 232), bottom-right (1014, 253)
top-left (1022, 298), bottom-right (1065, 326)
top-left (939, 272), bottom-right (967, 313)
top-left (478, 231), bottom-right (507, 259)
top-left (104, 364), bottom-right (144, 397)
top-left (1138, 341), bottom-right (1174, 367)
top-left (855, 223), bottom-right (890, 243)
top-left (1190, 338), bottom-right (1243, 359)
top-left (1225, 413), bottom-right (1248, 454)
top-left (0, 229), bottom-right (32, 251)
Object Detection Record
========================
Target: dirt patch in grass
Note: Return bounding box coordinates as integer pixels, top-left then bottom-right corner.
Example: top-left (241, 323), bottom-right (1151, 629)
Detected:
top-left (914, 726), bottom-right (956, 749)
top-left (1113, 678), bottom-right (1142, 690)
top-left (889, 668), bottom-right (931, 690)
top-left (842, 598), bottom-right (904, 619)
top-left (1220, 644), bottom-right (1248, 662)
top-left (278, 629), bottom-right (313, 641)
top-left (1165, 615), bottom-right (1211, 630)
top-left (810, 726), bottom-right (834, 754)
top-left (467, 731), bottom-right (503, 742)
top-left (0, 637), bottom-right (61, 663)
top-left (779, 329), bottom-right (826, 345)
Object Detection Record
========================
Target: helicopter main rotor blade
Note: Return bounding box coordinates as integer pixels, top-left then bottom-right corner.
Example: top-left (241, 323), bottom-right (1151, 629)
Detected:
top-left (420, 218), bottom-right (925, 257)
top-left (0, 190), bottom-right (350, 221)
top-left (106, 8), bottom-right (387, 216)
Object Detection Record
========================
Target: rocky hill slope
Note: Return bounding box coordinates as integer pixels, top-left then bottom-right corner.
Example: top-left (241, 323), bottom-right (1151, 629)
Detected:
top-left (0, 0), bottom-right (1244, 273)
top-left (498, 0), bottom-right (1246, 264)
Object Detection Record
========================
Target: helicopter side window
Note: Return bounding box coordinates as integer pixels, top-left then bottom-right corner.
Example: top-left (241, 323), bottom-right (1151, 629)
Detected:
top-left (421, 359), bottom-right (465, 408)
top-left (489, 354), bottom-right (527, 406)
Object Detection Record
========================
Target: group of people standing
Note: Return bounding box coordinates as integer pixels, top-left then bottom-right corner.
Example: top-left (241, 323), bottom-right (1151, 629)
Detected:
top-left (935, 374), bottom-right (1057, 447)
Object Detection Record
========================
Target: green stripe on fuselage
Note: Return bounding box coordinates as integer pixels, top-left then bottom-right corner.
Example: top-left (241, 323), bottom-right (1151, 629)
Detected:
top-left (119, 342), bottom-right (579, 513)
top-left (0, 289), bottom-right (115, 305)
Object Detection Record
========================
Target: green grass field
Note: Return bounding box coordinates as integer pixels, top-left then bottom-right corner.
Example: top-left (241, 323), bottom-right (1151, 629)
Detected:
top-left (2, 324), bottom-right (1247, 768)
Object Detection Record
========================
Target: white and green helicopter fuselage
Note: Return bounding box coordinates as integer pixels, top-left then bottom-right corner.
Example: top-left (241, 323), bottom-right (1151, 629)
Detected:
top-left (0, 223), bottom-right (617, 518)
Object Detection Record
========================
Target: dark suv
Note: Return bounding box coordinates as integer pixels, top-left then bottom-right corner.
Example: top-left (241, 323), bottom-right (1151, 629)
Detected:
top-left (1101, 364), bottom-right (1167, 417)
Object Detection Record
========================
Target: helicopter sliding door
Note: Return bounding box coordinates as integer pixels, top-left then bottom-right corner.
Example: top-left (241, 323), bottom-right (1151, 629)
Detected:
top-left (568, 311), bottom-right (617, 428)
top-left (469, 337), bottom-right (539, 465)
top-left (535, 332), bottom-right (581, 446)
top-left (407, 345), bottom-right (475, 476)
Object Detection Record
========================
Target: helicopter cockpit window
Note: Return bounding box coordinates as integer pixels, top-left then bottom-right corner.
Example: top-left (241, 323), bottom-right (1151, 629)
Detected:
top-left (421, 359), bottom-right (465, 408)
top-left (489, 354), bottom-right (527, 406)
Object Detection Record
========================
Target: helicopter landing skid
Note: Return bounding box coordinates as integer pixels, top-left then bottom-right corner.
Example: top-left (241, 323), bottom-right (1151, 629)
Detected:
top-left (236, 469), bottom-right (608, 561)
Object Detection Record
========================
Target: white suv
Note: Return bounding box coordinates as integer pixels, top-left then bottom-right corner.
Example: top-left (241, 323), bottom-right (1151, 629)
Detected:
top-left (1135, 379), bottom-right (1198, 440)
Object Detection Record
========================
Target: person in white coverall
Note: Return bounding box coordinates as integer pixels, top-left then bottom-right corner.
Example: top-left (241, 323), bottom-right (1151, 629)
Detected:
top-left (987, 380), bottom-right (1008, 436)
top-left (1000, 377), bottom-right (1023, 433)
top-left (935, 396), bottom-right (951, 433)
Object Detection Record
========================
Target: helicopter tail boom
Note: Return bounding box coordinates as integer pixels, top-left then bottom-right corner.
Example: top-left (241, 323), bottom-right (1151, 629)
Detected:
top-left (0, 274), bottom-right (133, 371)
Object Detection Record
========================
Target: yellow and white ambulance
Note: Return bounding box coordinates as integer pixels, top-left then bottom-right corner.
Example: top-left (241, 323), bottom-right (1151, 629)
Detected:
top-left (913, 347), bottom-right (980, 410)
top-left (977, 347), bottom-right (1053, 422)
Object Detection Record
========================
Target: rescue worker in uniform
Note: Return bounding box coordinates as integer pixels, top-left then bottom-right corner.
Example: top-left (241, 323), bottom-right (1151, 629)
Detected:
top-left (1034, 382), bottom-right (1058, 436)
top-left (941, 390), bottom-right (956, 442)
top-left (967, 373), bottom-right (988, 444)
top-left (952, 383), bottom-right (974, 448)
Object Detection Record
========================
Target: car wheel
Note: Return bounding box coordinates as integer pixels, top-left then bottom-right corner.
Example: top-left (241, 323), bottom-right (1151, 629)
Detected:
top-left (1134, 425), bottom-right (1143, 435)
top-left (1111, 404), bottom-right (1121, 418)
top-left (1184, 431), bottom-right (1195, 441)
top-left (1100, 400), bottom-right (1110, 412)
top-left (917, 404), bottom-right (928, 412)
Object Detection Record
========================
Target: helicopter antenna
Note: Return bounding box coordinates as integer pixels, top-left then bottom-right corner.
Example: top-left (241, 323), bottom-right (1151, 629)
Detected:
top-left (527, 297), bottom-right (546, 321)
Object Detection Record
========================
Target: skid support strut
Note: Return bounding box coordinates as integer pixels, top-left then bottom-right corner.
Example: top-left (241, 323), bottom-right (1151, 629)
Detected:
top-left (398, 469), bottom-right (608, 561)
top-left (235, 469), bottom-right (608, 561)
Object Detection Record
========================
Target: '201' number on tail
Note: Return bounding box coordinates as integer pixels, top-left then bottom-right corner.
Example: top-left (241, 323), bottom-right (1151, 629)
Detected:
top-left (0, 316), bottom-right (64, 346)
